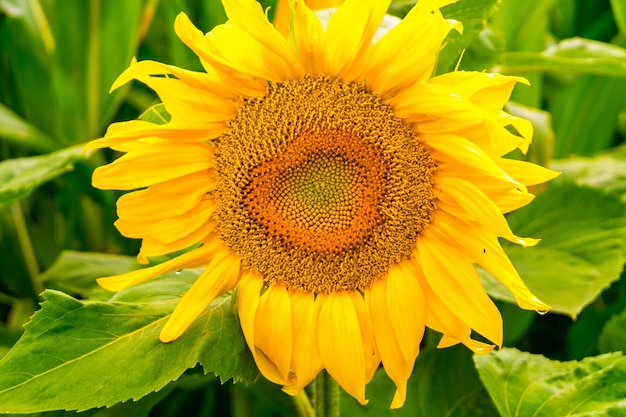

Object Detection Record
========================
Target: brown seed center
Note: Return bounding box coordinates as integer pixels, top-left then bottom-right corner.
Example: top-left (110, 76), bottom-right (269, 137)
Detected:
top-left (216, 75), bottom-right (436, 293)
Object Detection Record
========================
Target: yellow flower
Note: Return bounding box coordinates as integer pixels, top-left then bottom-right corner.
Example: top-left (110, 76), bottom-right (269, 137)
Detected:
top-left (88, 0), bottom-right (558, 408)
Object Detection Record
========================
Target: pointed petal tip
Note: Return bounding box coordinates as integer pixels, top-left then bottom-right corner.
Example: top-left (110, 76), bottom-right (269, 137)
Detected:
top-left (96, 277), bottom-right (126, 292)
top-left (518, 237), bottom-right (540, 247)
top-left (390, 387), bottom-right (406, 409)
top-left (518, 296), bottom-right (551, 313)
top-left (110, 57), bottom-right (140, 92)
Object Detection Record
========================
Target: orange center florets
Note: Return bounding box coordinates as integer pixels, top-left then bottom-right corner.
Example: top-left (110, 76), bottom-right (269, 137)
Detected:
top-left (244, 131), bottom-right (386, 253)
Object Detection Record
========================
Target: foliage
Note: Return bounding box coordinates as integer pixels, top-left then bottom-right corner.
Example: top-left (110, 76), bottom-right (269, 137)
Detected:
top-left (0, 0), bottom-right (625, 415)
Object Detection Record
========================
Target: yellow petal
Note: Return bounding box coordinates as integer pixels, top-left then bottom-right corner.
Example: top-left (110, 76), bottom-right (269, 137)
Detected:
top-left (206, 22), bottom-right (296, 82)
top-left (432, 211), bottom-right (550, 312)
top-left (136, 220), bottom-right (215, 262)
top-left (436, 160), bottom-right (536, 213)
top-left (283, 291), bottom-right (323, 395)
top-left (97, 241), bottom-right (220, 292)
top-left (160, 246), bottom-right (241, 342)
top-left (430, 71), bottom-right (527, 115)
top-left (495, 158), bottom-right (560, 186)
top-left (237, 273), bottom-right (289, 385)
top-left (222, 0), bottom-right (304, 78)
top-left (173, 13), bottom-right (267, 96)
top-left (435, 176), bottom-right (538, 246)
top-left (423, 134), bottom-right (524, 189)
top-left (131, 77), bottom-right (234, 122)
top-left (85, 120), bottom-right (227, 150)
top-left (417, 231), bottom-right (503, 347)
top-left (254, 284), bottom-right (293, 381)
top-left (109, 60), bottom-right (237, 121)
top-left (116, 171), bottom-right (218, 222)
top-left (366, 275), bottom-right (410, 409)
top-left (365, 5), bottom-right (453, 97)
top-left (392, 82), bottom-right (528, 157)
top-left (347, 289), bottom-right (379, 384)
top-left (292, 0), bottom-right (325, 75)
top-left (317, 291), bottom-right (368, 405)
top-left (386, 263), bottom-right (426, 366)
top-left (115, 198), bottom-right (217, 245)
top-left (391, 82), bottom-right (484, 122)
top-left (109, 59), bottom-right (238, 99)
top-left (321, 0), bottom-right (390, 80)
top-left (92, 142), bottom-right (214, 190)
top-left (368, 262), bottom-right (425, 408)
top-left (411, 260), bottom-right (495, 354)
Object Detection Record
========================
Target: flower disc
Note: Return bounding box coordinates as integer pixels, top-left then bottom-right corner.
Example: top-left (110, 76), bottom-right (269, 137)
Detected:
top-left (216, 75), bottom-right (436, 292)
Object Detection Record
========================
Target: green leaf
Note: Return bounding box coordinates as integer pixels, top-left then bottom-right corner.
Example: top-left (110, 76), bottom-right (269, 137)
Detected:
top-left (39, 251), bottom-right (137, 300)
top-left (0, 145), bottom-right (89, 206)
top-left (499, 50), bottom-right (626, 76)
top-left (0, 271), bottom-right (258, 413)
top-left (435, 0), bottom-right (500, 74)
top-left (497, 39), bottom-right (626, 78)
top-left (490, 0), bottom-right (558, 52)
top-left (139, 103), bottom-right (172, 125)
top-left (0, 103), bottom-right (57, 152)
top-left (612, 0), bottom-right (626, 35)
top-left (598, 309), bottom-right (626, 354)
top-left (341, 345), bottom-right (498, 416)
top-left (481, 183), bottom-right (626, 318)
top-left (489, 0), bottom-right (557, 107)
top-left (51, 0), bottom-right (145, 142)
top-left (475, 348), bottom-right (626, 416)
top-left (551, 144), bottom-right (626, 200)
top-left (0, 0), bottom-right (56, 137)
top-left (1, 385), bottom-right (173, 417)
top-left (550, 75), bottom-right (626, 158)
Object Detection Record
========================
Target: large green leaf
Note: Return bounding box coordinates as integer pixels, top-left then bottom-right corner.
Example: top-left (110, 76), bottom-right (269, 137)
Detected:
top-left (475, 348), bottom-right (626, 416)
top-left (0, 271), bottom-right (258, 413)
top-left (481, 183), bottom-right (626, 318)
top-left (497, 38), bottom-right (626, 78)
top-left (612, 0), bottom-right (626, 35)
top-left (0, 145), bottom-right (89, 206)
top-left (490, 0), bottom-right (558, 52)
top-left (550, 75), bottom-right (626, 157)
top-left (0, 103), bottom-right (57, 152)
top-left (51, 0), bottom-right (145, 142)
top-left (551, 144), bottom-right (626, 200)
top-left (489, 0), bottom-right (557, 107)
top-left (341, 345), bottom-right (498, 416)
top-left (2, 386), bottom-right (173, 417)
top-left (0, 0), bottom-right (56, 136)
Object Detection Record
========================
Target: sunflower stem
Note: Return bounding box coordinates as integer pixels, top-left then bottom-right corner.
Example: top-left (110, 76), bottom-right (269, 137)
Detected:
top-left (294, 390), bottom-right (315, 417)
top-left (314, 371), bottom-right (340, 417)
top-left (11, 202), bottom-right (42, 298)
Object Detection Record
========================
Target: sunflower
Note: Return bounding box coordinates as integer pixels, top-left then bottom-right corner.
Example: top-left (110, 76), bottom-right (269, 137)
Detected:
top-left (88, 0), bottom-right (558, 408)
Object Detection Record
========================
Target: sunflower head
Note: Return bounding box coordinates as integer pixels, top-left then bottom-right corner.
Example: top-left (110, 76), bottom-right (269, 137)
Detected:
top-left (88, 0), bottom-right (558, 408)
